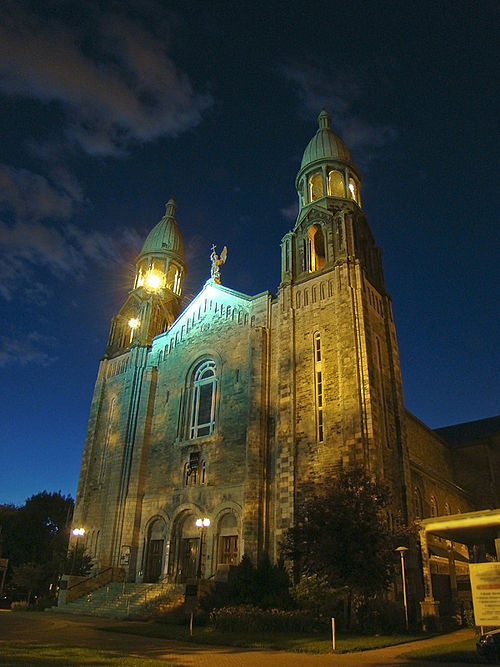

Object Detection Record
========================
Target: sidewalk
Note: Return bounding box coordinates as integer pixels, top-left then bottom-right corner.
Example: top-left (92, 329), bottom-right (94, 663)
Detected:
top-left (0, 610), bottom-right (477, 667)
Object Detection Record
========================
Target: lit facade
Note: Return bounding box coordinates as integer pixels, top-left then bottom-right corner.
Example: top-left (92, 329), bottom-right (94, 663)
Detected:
top-left (72, 111), bottom-right (497, 615)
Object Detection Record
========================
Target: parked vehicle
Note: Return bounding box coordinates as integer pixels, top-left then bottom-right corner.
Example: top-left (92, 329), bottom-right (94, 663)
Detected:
top-left (477, 629), bottom-right (500, 662)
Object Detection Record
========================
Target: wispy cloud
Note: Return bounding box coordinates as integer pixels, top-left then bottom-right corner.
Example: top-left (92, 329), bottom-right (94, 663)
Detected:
top-left (0, 332), bottom-right (57, 367)
top-left (280, 202), bottom-right (298, 221)
top-left (0, 213), bottom-right (142, 301)
top-left (0, 1), bottom-right (211, 302)
top-left (0, 1), bottom-right (212, 157)
top-left (282, 63), bottom-right (397, 159)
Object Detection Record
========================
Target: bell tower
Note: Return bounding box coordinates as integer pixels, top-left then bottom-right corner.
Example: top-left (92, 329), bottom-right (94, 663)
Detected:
top-left (105, 199), bottom-right (186, 356)
top-left (274, 111), bottom-right (411, 547)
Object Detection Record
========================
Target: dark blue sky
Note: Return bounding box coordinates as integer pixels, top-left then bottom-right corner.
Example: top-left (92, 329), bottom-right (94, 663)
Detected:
top-left (0, 0), bottom-right (498, 506)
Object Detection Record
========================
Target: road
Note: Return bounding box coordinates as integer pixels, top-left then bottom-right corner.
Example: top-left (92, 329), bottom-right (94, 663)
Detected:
top-left (0, 610), bottom-right (477, 666)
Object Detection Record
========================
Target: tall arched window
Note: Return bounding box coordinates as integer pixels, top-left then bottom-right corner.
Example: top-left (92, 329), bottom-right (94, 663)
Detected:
top-left (348, 177), bottom-right (359, 204)
top-left (309, 173), bottom-right (324, 201)
top-left (307, 225), bottom-right (326, 272)
top-left (328, 170), bottom-right (345, 197)
top-left (430, 495), bottom-right (438, 518)
top-left (190, 360), bottom-right (217, 438)
top-left (413, 486), bottom-right (423, 518)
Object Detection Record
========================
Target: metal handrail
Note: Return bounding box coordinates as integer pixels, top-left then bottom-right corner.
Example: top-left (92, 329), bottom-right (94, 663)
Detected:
top-left (67, 566), bottom-right (117, 591)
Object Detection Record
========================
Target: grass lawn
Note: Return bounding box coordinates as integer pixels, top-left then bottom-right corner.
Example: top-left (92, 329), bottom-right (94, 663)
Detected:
top-left (400, 638), bottom-right (487, 663)
top-left (104, 621), bottom-right (424, 654)
top-left (0, 643), bottom-right (184, 667)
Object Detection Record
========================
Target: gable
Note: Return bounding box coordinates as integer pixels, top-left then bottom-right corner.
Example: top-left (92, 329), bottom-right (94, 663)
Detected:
top-left (149, 281), bottom-right (254, 363)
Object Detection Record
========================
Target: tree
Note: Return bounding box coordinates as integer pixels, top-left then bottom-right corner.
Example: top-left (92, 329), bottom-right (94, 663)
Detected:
top-left (281, 468), bottom-right (402, 600)
top-left (0, 491), bottom-right (74, 600)
top-left (10, 563), bottom-right (46, 604)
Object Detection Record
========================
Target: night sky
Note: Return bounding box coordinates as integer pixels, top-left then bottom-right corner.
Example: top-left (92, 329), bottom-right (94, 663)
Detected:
top-left (0, 0), bottom-right (498, 507)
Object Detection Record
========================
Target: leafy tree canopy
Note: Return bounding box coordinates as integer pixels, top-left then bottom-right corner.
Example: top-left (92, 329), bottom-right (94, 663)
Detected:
top-left (0, 491), bottom-right (74, 599)
top-left (281, 468), bottom-right (407, 598)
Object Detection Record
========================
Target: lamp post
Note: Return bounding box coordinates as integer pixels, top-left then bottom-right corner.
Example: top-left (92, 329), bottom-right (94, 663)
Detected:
top-left (195, 518), bottom-right (210, 580)
top-left (396, 546), bottom-right (409, 630)
top-left (71, 528), bottom-right (85, 575)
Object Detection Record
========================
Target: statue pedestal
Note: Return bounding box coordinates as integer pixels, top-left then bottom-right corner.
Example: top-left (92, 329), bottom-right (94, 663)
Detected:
top-left (420, 598), bottom-right (440, 631)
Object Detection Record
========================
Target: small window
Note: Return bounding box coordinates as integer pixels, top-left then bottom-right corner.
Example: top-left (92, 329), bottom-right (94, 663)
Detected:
top-left (184, 452), bottom-right (206, 486)
top-left (309, 173), bottom-right (324, 201)
top-left (328, 170), bottom-right (345, 197)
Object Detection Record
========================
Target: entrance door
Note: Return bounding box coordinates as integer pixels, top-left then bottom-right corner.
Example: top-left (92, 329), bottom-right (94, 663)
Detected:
top-left (146, 539), bottom-right (164, 582)
top-left (179, 538), bottom-right (199, 582)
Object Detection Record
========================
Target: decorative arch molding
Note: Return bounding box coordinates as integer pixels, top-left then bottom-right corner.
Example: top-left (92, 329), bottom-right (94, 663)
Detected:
top-left (168, 503), bottom-right (211, 582)
top-left (212, 502), bottom-right (243, 568)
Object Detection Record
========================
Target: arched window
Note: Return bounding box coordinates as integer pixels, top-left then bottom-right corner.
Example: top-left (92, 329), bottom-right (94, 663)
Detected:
top-left (348, 177), bottom-right (359, 204)
top-left (430, 495), bottom-right (438, 518)
top-left (328, 170), bottom-right (345, 197)
top-left (307, 225), bottom-right (326, 272)
top-left (190, 360), bottom-right (217, 438)
top-left (309, 173), bottom-right (324, 201)
top-left (413, 487), bottom-right (423, 518)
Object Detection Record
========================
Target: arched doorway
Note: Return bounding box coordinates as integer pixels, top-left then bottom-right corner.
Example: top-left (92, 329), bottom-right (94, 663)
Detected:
top-left (144, 517), bottom-right (166, 582)
top-left (217, 513), bottom-right (239, 566)
top-left (169, 512), bottom-right (201, 583)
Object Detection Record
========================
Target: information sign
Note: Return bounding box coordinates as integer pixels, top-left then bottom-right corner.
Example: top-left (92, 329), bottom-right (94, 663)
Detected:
top-left (470, 562), bottom-right (500, 626)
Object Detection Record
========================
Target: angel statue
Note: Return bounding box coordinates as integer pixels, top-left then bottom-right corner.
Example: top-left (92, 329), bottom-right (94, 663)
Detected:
top-left (210, 244), bottom-right (227, 284)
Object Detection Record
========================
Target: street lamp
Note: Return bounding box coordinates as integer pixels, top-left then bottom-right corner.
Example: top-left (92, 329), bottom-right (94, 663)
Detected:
top-left (71, 528), bottom-right (85, 575)
top-left (195, 518), bottom-right (210, 579)
top-left (396, 546), bottom-right (409, 630)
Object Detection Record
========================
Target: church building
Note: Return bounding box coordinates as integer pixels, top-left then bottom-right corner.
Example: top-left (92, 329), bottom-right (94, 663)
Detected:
top-left (71, 111), bottom-right (498, 617)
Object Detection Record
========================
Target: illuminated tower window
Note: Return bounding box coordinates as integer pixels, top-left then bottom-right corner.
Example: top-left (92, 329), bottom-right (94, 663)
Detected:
top-left (314, 332), bottom-right (324, 442)
top-left (307, 225), bottom-right (326, 272)
top-left (189, 360), bottom-right (217, 438)
top-left (328, 170), bottom-right (345, 197)
top-left (348, 177), bottom-right (359, 204)
top-left (309, 172), bottom-right (324, 201)
top-left (430, 495), bottom-right (438, 517)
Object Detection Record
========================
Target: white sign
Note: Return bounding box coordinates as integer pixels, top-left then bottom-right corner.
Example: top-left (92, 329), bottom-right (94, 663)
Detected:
top-left (470, 562), bottom-right (500, 626)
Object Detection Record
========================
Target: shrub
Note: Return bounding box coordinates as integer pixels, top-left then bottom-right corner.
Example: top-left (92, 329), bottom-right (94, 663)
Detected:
top-left (356, 598), bottom-right (407, 634)
top-left (210, 604), bottom-right (326, 633)
top-left (11, 601), bottom-right (29, 611)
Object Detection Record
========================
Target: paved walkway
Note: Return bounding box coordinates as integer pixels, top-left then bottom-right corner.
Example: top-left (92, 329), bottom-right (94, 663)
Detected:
top-left (0, 610), bottom-right (477, 666)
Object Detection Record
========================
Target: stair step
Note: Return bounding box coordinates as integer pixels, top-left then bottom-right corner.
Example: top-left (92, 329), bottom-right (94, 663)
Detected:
top-left (55, 582), bottom-right (185, 619)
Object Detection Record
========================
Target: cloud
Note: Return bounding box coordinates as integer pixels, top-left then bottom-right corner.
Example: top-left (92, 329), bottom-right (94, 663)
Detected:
top-left (0, 165), bottom-right (76, 222)
top-left (0, 332), bottom-right (57, 367)
top-left (280, 202), bottom-right (298, 221)
top-left (0, 212), bottom-right (143, 301)
top-left (0, 1), bottom-right (212, 157)
top-left (282, 63), bottom-right (397, 158)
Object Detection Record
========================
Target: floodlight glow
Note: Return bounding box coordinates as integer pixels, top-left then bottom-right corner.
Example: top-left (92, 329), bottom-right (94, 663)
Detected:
top-left (146, 273), bottom-right (162, 289)
top-left (72, 528), bottom-right (85, 536)
top-left (195, 517), bottom-right (210, 528)
top-left (128, 318), bottom-right (140, 329)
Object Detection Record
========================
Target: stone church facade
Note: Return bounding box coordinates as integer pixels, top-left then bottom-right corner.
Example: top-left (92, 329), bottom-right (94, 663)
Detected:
top-left (72, 111), bottom-right (496, 599)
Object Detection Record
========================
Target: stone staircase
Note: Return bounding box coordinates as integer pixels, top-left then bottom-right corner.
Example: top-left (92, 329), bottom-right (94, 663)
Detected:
top-left (52, 582), bottom-right (185, 619)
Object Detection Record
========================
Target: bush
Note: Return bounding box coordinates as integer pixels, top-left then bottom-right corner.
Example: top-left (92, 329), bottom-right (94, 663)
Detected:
top-left (291, 574), bottom-right (345, 616)
top-left (11, 601), bottom-right (29, 611)
top-left (210, 604), bottom-right (326, 633)
top-left (356, 598), bottom-right (407, 634)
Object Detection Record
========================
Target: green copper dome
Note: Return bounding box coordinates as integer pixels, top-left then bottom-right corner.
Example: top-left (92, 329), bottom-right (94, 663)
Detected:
top-left (300, 110), bottom-right (353, 168)
top-left (139, 199), bottom-right (184, 259)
